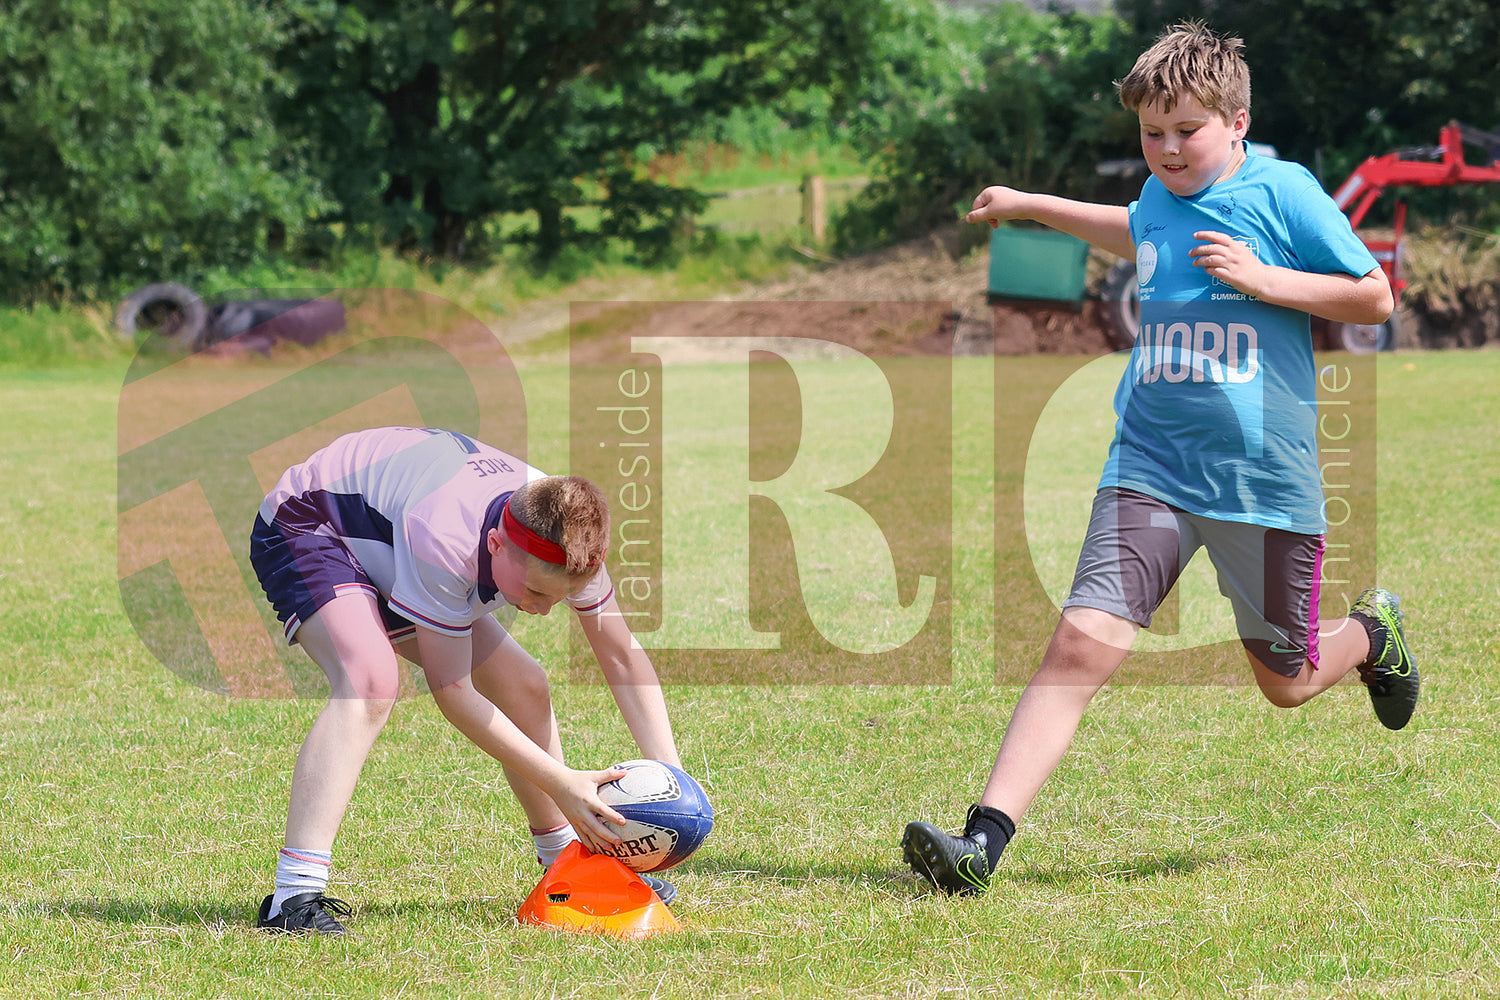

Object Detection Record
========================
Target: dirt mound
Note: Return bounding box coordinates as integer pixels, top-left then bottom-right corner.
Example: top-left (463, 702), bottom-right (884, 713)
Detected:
top-left (565, 227), bottom-right (1114, 363)
top-left (746, 227), bottom-right (1112, 356)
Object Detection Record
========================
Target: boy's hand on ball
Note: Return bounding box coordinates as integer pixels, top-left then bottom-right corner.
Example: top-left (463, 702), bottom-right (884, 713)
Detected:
top-left (552, 767), bottom-right (628, 852)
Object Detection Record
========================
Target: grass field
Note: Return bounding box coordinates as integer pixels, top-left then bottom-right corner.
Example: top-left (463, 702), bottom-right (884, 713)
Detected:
top-left (2, 349), bottom-right (1498, 999)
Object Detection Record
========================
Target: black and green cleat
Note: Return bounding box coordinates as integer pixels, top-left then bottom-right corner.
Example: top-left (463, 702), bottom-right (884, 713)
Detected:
top-left (902, 821), bottom-right (993, 896)
top-left (1350, 587), bottom-right (1420, 731)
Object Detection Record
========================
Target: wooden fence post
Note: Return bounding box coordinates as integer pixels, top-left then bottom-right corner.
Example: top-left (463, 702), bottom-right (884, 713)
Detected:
top-left (802, 174), bottom-right (827, 244)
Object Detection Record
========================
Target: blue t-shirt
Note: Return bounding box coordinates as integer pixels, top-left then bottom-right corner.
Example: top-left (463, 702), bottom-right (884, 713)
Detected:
top-left (1099, 149), bottom-right (1378, 534)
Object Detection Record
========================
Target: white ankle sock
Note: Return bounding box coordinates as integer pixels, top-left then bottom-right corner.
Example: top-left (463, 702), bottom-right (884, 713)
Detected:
top-left (531, 823), bottom-right (578, 866)
top-left (269, 847), bottom-right (332, 916)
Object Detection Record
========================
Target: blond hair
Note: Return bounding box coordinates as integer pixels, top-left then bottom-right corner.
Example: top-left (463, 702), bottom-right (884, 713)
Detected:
top-left (1116, 21), bottom-right (1251, 123)
top-left (508, 476), bottom-right (610, 577)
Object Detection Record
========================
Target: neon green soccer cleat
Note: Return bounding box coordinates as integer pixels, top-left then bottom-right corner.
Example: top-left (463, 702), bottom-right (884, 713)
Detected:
top-left (1350, 588), bottom-right (1420, 731)
top-left (902, 822), bottom-right (993, 896)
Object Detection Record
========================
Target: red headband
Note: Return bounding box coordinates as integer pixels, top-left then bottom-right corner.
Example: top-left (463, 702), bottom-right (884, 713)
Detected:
top-left (501, 498), bottom-right (603, 567)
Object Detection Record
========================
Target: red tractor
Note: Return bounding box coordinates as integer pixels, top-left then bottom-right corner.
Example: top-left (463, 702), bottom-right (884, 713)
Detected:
top-left (1098, 122), bottom-right (1500, 352)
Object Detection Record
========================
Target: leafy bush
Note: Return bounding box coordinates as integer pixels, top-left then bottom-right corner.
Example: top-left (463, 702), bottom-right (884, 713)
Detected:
top-left (833, 5), bottom-right (1138, 254)
top-left (1401, 227), bottom-right (1500, 318)
top-left (272, 0), bottom-right (897, 265)
top-left (0, 0), bottom-right (326, 306)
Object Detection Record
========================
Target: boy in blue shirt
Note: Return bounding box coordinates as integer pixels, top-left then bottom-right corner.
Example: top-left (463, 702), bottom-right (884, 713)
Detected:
top-left (904, 22), bottom-right (1419, 895)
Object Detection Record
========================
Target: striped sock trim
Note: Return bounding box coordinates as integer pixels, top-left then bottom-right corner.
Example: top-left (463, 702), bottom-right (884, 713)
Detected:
top-left (269, 847), bottom-right (333, 918)
top-left (532, 824), bottom-right (578, 866)
top-left (279, 847), bottom-right (333, 867)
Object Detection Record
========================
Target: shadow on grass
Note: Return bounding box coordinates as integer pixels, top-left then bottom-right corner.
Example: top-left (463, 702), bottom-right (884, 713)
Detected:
top-left (674, 849), bottom-right (1249, 900)
top-left (687, 852), bottom-right (916, 895)
top-left (39, 850), bottom-right (1246, 926)
top-left (42, 895), bottom-right (535, 930)
top-left (1003, 848), bottom-right (1247, 889)
top-left (40, 897), bottom-right (246, 926)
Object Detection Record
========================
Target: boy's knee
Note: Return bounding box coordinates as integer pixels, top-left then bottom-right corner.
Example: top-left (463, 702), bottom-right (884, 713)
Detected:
top-left (361, 696), bottom-right (398, 725)
top-left (1248, 654), bottom-right (1314, 709)
top-left (1045, 625), bottom-right (1098, 666)
top-left (1040, 608), bottom-right (1137, 683)
top-left (1257, 684), bottom-right (1306, 710)
top-left (509, 667), bottom-right (551, 707)
top-left (1041, 630), bottom-right (1123, 686)
top-left (328, 690), bottom-right (397, 726)
top-left (341, 662), bottom-right (401, 703)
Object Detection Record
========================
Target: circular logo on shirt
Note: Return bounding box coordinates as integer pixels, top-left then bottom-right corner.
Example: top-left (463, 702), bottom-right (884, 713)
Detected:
top-left (1136, 241), bottom-right (1158, 287)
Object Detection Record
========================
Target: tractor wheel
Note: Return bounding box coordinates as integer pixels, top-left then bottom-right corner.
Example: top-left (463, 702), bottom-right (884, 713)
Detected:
top-left (114, 282), bottom-right (208, 349)
top-left (1330, 314), bottom-right (1397, 354)
top-left (1099, 260), bottom-right (1140, 351)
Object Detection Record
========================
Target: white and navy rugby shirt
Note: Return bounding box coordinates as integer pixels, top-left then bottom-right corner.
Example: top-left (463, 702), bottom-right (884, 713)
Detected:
top-left (258, 426), bottom-right (614, 635)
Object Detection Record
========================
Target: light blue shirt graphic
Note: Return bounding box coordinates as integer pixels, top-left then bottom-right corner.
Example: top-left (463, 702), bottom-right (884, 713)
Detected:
top-left (1099, 148), bottom-right (1378, 533)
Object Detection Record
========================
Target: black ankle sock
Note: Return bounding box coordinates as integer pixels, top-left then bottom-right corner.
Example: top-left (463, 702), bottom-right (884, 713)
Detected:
top-left (1349, 609), bottom-right (1383, 666)
top-left (964, 804), bottom-right (1016, 869)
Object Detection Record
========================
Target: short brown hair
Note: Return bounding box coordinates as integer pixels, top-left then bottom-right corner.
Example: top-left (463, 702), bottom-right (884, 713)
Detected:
top-left (508, 476), bottom-right (610, 577)
top-left (1116, 21), bottom-right (1250, 122)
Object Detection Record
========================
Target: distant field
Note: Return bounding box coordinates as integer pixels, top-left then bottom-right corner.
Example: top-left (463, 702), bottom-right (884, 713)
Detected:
top-left (490, 141), bottom-right (871, 245)
top-left (490, 175), bottom-right (870, 246)
top-left (1, 350), bottom-right (1496, 999)
top-left (698, 178), bottom-right (869, 236)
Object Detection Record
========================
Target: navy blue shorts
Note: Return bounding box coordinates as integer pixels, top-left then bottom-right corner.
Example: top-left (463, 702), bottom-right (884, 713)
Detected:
top-left (249, 514), bottom-right (415, 645)
top-left (1062, 488), bottom-right (1323, 677)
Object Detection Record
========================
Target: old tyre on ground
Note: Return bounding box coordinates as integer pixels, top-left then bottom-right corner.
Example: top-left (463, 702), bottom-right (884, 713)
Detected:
top-left (114, 282), bottom-right (208, 349)
top-left (1099, 259), bottom-right (1140, 351)
top-left (1329, 315), bottom-right (1397, 353)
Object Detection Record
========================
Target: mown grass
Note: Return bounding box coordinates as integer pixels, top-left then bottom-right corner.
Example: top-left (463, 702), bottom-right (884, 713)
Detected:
top-left (1, 350), bottom-right (1497, 999)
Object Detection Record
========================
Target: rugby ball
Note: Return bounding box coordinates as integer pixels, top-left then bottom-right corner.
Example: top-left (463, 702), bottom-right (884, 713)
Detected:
top-left (595, 759), bottom-right (714, 872)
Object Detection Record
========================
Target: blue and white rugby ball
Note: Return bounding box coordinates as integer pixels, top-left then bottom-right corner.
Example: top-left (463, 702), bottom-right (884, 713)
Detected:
top-left (595, 759), bottom-right (714, 872)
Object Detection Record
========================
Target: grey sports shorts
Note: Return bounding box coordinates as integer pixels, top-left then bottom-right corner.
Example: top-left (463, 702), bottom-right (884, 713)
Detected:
top-left (1063, 487), bottom-right (1324, 677)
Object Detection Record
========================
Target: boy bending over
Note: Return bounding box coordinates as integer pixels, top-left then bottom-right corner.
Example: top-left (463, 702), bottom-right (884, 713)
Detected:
top-left (250, 426), bottom-right (681, 931)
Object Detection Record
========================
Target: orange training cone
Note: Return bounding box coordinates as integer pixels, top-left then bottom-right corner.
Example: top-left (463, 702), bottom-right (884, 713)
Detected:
top-left (517, 841), bottom-right (681, 938)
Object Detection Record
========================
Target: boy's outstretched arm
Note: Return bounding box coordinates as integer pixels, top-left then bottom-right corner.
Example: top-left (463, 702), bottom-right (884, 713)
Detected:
top-left (580, 598), bottom-right (683, 769)
top-left (415, 626), bottom-right (630, 852)
top-left (967, 186), bottom-right (1135, 260)
top-left (1190, 231), bottom-right (1394, 325)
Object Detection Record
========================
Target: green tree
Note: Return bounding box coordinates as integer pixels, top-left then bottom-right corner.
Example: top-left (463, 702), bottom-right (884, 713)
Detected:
top-left (0, 0), bottom-right (325, 304)
top-left (835, 4), bottom-right (1138, 252)
top-left (1115, 0), bottom-right (1500, 184)
top-left (270, 0), bottom-right (892, 263)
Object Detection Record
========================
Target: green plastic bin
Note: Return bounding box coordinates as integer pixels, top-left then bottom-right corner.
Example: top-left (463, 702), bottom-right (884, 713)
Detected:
top-left (986, 227), bottom-right (1089, 305)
